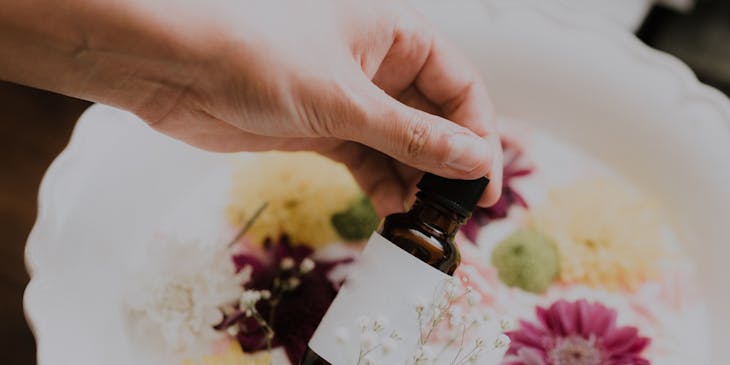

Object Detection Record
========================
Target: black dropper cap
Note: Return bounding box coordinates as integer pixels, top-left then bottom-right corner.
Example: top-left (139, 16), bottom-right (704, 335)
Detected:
top-left (416, 173), bottom-right (489, 217)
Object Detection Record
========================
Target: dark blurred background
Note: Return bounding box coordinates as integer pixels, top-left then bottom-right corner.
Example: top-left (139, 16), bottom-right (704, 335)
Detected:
top-left (1, 1), bottom-right (728, 364)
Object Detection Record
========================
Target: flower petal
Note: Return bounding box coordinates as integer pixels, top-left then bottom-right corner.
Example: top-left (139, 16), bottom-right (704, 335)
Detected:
top-left (586, 301), bottom-right (617, 337)
top-left (602, 326), bottom-right (640, 355)
top-left (505, 300), bottom-right (650, 365)
top-left (553, 300), bottom-right (577, 336)
top-left (507, 321), bottom-right (549, 353)
top-left (516, 347), bottom-right (549, 365)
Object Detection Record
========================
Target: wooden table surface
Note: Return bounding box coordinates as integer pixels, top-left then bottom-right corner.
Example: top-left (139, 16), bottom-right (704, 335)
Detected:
top-left (0, 81), bottom-right (90, 365)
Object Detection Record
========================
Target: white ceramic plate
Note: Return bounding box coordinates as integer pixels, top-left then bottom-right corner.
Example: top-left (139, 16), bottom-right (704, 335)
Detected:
top-left (25, 1), bottom-right (730, 364)
top-left (513, 0), bottom-right (654, 31)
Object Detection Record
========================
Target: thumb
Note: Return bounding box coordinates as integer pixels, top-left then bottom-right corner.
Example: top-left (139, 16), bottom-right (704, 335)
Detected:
top-left (333, 82), bottom-right (494, 180)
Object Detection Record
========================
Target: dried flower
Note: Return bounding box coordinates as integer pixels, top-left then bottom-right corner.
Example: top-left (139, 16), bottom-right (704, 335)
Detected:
top-left (358, 316), bottom-right (373, 330)
top-left (382, 336), bottom-right (398, 353)
top-left (467, 291), bottom-right (482, 306)
top-left (280, 257), bottom-right (296, 270)
top-left (409, 278), bottom-right (508, 365)
top-left (353, 316), bottom-right (403, 365)
top-left (335, 327), bottom-right (350, 343)
top-left (494, 334), bottom-right (511, 349)
top-left (361, 331), bottom-right (379, 349)
top-left (503, 300), bottom-right (651, 365)
top-left (300, 258), bottom-right (316, 273)
top-left (240, 290), bottom-right (263, 309)
top-left (216, 235), bottom-right (351, 364)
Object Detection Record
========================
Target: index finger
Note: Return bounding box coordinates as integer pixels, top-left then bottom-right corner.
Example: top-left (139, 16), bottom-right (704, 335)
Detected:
top-left (414, 32), bottom-right (502, 206)
top-left (415, 32), bottom-right (495, 138)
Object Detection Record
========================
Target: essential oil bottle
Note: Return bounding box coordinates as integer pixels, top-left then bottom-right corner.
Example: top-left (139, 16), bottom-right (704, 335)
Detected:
top-left (301, 173), bottom-right (489, 365)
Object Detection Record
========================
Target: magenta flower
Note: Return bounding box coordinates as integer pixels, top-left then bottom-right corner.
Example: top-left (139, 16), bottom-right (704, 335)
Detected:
top-left (462, 139), bottom-right (533, 242)
top-left (503, 300), bottom-right (651, 365)
top-left (215, 235), bottom-right (351, 364)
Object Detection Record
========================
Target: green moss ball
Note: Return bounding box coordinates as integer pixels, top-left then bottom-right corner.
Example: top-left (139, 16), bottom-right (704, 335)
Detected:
top-left (491, 229), bottom-right (560, 293)
top-left (331, 195), bottom-right (380, 242)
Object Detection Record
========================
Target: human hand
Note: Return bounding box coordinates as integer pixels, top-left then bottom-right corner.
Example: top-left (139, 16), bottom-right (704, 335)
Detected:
top-left (0, 0), bottom-right (502, 216)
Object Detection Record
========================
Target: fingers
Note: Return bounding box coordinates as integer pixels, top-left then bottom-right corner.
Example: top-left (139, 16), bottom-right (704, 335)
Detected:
top-left (370, 12), bottom-right (431, 98)
top-left (371, 14), bottom-right (495, 137)
top-left (480, 134), bottom-right (503, 206)
top-left (409, 31), bottom-right (503, 206)
top-left (395, 86), bottom-right (441, 116)
top-left (320, 142), bottom-right (407, 217)
top-left (369, 13), bottom-right (502, 205)
top-left (413, 33), bottom-right (496, 138)
top-left (326, 78), bottom-right (493, 181)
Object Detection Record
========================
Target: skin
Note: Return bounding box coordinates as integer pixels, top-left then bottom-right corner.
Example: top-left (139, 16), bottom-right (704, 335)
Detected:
top-left (0, 0), bottom-right (503, 216)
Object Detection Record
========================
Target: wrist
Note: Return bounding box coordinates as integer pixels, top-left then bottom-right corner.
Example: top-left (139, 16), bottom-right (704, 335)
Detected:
top-left (0, 0), bottom-right (214, 120)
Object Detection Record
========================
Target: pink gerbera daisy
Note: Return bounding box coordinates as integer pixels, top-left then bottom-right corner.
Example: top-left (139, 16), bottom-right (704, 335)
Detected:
top-left (503, 300), bottom-right (651, 365)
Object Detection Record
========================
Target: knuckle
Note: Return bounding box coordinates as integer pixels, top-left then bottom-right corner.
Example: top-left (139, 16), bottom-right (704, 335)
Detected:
top-left (393, 15), bottom-right (433, 61)
top-left (402, 113), bottom-right (432, 160)
top-left (301, 98), bottom-right (334, 137)
top-left (297, 79), bottom-right (368, 140)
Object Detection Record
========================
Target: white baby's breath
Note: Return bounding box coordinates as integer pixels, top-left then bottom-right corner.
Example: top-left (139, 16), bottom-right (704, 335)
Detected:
top-left (125, 238), bottom-right (244, 354)
top-left (382, 336), bottom-right (398, 354)
top-left (499, 318), bottom-right (515, 332)
top-left (361, 331), bottom-right (379, 349)
top-left (240, 289), bottom-right (263, 309)
top-left (335, 327), bottom-right (350, 343)
top-left (361, 354), bottom-right (376, 365)
top-left (300, 257), bottom-right (316, 273)
top-left (280, 257), bottom-right (296, 270)
top-left (467, 291), bottom-right (482, 306)
top-left (357, 315), bottom-right (373, 330)
top-left (494, 334), bottom-right (511, 349)
top-left (287, 276), bottom-right (301, 289)
top-left (374, 316), bottom-right (390, 331)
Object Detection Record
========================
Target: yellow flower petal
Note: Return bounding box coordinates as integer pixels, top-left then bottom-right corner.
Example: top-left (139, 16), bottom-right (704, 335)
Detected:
top-left (528, 179), bottom-right (668, 291)
top-left (227, 152), bottom-right (361, 247)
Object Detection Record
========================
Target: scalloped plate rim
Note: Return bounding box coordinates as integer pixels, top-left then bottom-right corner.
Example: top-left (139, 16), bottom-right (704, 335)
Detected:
top-left (24, 0), bottom-right (730, 363)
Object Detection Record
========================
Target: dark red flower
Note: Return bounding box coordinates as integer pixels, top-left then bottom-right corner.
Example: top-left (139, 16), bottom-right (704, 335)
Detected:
top-left (216, 235), bottom-right (351, 363)
top-left (503, 300), bottom-right (651, 365)
top-left (462, 138), bottom-right (533, 243)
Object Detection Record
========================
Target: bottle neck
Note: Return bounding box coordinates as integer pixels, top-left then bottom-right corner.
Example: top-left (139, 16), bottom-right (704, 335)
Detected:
top-left (408, 196), bottom-right (467, 238)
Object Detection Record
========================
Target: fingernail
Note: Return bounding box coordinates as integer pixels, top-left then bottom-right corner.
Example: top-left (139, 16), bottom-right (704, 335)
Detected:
top-left (445, 134), bottom-right (491, 173)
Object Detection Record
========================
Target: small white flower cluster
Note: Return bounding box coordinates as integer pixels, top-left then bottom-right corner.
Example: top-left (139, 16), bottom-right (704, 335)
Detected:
top-left (335, 316), bottom-right (402, 365)
top-left (224, 256), bottom-right (318, 342)
top-left (409, 277), bottom-right (511, 365)
top-left (238, 289), bottom-right (270, 316)
top-left (327, 276), bottom-right (511, 365)
top-left (225, 286), bottom-right (276, 342)
top-left (275, 257), bottom-right (315, 291)
top-left (125, 238), bottom-right (247, 354)
top-left (281, 256), bottom-right (316, 272)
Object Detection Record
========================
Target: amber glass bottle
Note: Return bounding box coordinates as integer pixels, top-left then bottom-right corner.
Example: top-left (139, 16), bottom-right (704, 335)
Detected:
top-left (300, 173), bottom-right (489, 365)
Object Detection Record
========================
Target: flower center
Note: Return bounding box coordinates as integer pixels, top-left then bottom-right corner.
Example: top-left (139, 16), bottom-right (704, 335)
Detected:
top-left (548, 336), bottom-right (602, 365)
top-left (162, 283), bottom-right (194, 313)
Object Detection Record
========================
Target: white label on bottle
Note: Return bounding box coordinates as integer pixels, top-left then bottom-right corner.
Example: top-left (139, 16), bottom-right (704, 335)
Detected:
top-left (309, 232), bottom-right (451, 365)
